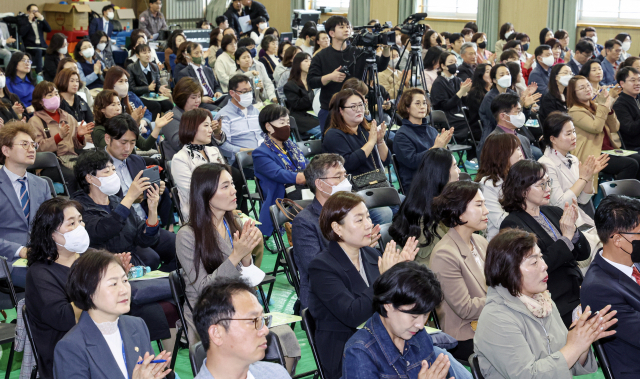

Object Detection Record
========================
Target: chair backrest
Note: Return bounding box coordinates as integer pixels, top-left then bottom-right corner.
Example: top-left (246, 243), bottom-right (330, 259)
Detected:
top-left (289, 116), bottom-right (303, 142)
top-left (284, 246), bottom-right (301, 295)
top-left (168, 269), bottom-right (191, 346)
top-left (157, 140), bottom-right (167, 163)
top-left (171, 186), bottom-right (185, 224)
top-left (301, 308), bottom-right (326, 379)
top-left (189, 341), bottom-right (207, 376)
top-left (0, 258), bottom-right (18, 310)
top-left (40, 175), bottom-right (57, 198)
top-left (430, 110), bottom-right (450, 129)
top-left (390, 154), bottom-right (405, 195)
top-left (468, 353), bottom-right (484, 379)
top-left (27, 152), bottom-right (69, 196)
top-left (263, 331), bottom-right (286, 367)
top-left (599, 179), bottom-right (640, 198)
top-left (356, 187), bottom-right (402, 209)
top-left (593, 340), bottom-right (615, 379)
top-left (459, 172), bottom-right (472, 181)
top-left (377, 223), bottom-right (393, 251)
top-left (297, 140), bottom-right (322, 158)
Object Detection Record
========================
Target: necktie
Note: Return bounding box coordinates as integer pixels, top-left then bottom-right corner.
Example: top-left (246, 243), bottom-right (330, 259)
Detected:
top-left (197, 67), bottom-right (214, 97)
top-left (633, 266), bottom-right (640, 286)
top-left (17, 178), bottom-right (29, 221)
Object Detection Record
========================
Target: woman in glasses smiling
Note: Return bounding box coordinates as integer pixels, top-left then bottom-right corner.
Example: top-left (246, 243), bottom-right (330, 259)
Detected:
top-left (5, 52), bottom-right (36, 110)
top-left (499, 160), bottom-right (591, 328)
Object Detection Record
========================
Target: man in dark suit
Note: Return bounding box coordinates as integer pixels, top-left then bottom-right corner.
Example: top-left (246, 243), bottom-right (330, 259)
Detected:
top-left (14, 4), bottom-right (51, 74)
top-left (581, 195), bottom-right (640, 379)
top-left (0, 122), bottom-right (52, 287)
top-left (602, 39), bottom-right (622, 86)
top-left (613, 67), bottom-right (640, 151)
top-left (457, 42), bottom-right (477, 82)
top-left (580, 27), bottom-right (605, 58)
top-left (225, 0), bottom-right (246, 37)
top-left (175, 43), bottom-right (223, 112)
top-left (104, 114), bottom-right (176, 272)
top-left (568, 40), bottom-right (595, 75)
top-left (241, 0), bottom-right (269, 24)
top-left (89, 4), bottom-right (115, 37)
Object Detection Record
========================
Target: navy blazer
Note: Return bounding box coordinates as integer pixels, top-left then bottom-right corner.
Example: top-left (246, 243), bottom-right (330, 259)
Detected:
top-left (89, 17), bottom-right (114, 37)
top-left (567, 59), bottom-right (581, 75)
top-left (308, 241), bottom-right (381, 379)
top-left (528, 63), bottom-right (551, 95)
top-left (393, 117), bottom-right (438, 191)
top-left (53, 312), bottom-right (156, 379)
top-left (601, 58), bottom-right (617, 86)
top-left (0, 168), bottom-right (51, 264)
top-left (175, 64), bottom-right (222, 95)
top-left (252, 142), bottom-right (308, 235)
top-left (581, 252), bottom-right (640, 378)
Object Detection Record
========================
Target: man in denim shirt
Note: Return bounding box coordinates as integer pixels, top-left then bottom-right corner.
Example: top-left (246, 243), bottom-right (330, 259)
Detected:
top-left (342, 262), bottom-right (472, 379)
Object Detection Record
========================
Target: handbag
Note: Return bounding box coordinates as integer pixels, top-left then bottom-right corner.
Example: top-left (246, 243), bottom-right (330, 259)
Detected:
top-left (350, 130), bottom-right (390, 191)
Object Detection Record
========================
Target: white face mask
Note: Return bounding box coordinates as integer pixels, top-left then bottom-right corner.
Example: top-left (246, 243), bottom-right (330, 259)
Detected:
top-left (319, 177), bottom-right (352, 196)
top-left (82, 47), bottom-right (95, 59)
top-left (0, 76), bottom-right (5, 89)
top-left (107, 11), bottom-right (115, 20)
top-left (55, 225), bottom-right (90, 253)
top-left (590, 35), bottom-right (598, 44)
top-left (497, 75), bottom-right (512, 88)
top-left (236, 91), bottom-right (253, 107)
top-left (92, 173), bottom-right (121, 196)
top-left (505, 31), bottom-right (514, 39)
top-left (389, 58), bottom-right (399, 69)
top-left (541, 55), bottom-right (555, 67)
top-left (259, 23), bottom-right (267, 31)
top-left (114, 83), bottom-right (129, 98)
top-left (622, 41), bottom-right (631, 52)
top-left (558, 74), bottom-right (572, 87)
top-left (509, 112), bottom-right (526, 128)
top-left (96, 43), bottom-right (107, 51)
top-left (58, 46), bottom-right (68, 55)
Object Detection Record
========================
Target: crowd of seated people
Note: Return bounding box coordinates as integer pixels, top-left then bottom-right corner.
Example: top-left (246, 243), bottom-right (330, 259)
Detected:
top-left (3, 6), bottom-right (640, 379)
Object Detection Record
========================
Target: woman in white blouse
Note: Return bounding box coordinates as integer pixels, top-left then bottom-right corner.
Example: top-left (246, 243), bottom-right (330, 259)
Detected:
top-left (476, 133), bottom-right (523, 240)
top-left (172, 108), bottom-right (225, 221)
top-left (214, 34), bottom-right (238, 92)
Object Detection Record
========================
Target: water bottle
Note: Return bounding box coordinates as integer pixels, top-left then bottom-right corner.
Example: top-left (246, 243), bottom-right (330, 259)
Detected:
top-left (128, 266), bottom-right (151, 279)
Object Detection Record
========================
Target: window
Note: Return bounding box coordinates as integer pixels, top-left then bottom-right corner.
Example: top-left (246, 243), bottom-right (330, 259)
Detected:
top-left (580, 0), bottom-right (640, 23)
top-left (419, 0), bottom-right (478, 18)
top-left (314, 0), bottom-right (350, 13)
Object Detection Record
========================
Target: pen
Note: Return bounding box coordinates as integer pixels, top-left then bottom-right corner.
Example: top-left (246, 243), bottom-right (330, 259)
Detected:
top-left (568, 310), bottom-right (599, 331)
top-left (137, 359), bottom-right (167, 365)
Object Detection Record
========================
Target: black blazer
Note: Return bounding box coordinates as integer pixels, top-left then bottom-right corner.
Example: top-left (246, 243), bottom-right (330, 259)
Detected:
top-left (224, 6), bottom-right (246, 38)
top-left (581, 253), bottom-right (640, 378)
top-left (175, 64), bottom-right (222, 95)
top-left (14, 15), bottom-right (51, 48)
top-left (500, 206), bottom-right (590, 318)
top-left (430, 75), bottom-right (469, 139)
top-left (43, 53), bottom-right (69, 82)
top-left (613, 92), bottom-right (640, 150)
top-left (244, 0), bottom-right (270, 22)
top-left (283, 80), bottom-right (313, 111)
top-left (538, 92), bottom-right (567, 125)
top-left (59, 94), bottom-right (94, 124)
top-left (457, 62), bottom-right (475, 82)
top-left (126, 61), bottom-right (162, 97)
top-left (308, 241), bottom-right (381, 379)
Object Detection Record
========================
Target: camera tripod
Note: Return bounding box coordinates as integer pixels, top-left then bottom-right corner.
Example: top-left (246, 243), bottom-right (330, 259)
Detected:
top-left (360, 47), bottom-right (387, 124)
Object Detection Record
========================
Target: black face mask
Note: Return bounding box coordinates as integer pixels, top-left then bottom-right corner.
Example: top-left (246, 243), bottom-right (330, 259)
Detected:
top-left (620, 235), bottom-right (640, 263)
top-left (446, 64), bottom-right (457, 75)
top-left (477, 41), bottom-right (486, 49)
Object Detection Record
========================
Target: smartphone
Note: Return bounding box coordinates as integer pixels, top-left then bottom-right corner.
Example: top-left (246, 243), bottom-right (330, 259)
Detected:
top-left (141, 166), bottom-right (161, 198)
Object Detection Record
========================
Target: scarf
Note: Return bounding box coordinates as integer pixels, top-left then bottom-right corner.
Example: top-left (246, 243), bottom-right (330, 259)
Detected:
top-left (186, 143), bottom-right (206, 159)
top-left (261, 133), bottom-right (307, 172)
top-left (518, 290), bottom-right (553, 318)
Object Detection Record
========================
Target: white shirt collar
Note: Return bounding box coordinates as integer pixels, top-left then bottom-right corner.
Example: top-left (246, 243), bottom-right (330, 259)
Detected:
top-left (139, 60), bottom-right (151, 74)
top-left (2, 166), bottom-right (26, 182)
top-left (600, 250), bottom-right (634, 279)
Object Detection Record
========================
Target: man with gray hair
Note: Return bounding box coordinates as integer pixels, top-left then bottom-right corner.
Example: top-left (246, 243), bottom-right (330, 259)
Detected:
top-left (457, 42), bottom-right (478, 82)
top-left (291, 153), bottom-right (381, 309)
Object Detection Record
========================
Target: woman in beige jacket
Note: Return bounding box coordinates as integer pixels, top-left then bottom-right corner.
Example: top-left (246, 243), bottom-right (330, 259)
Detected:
top-left (428, 180), bottom-right (489, 362)
top-left (28, 81), bottom-right (92, 193)
top-left (474, 228), bottom-right (616, 379)
top-left (568, 75), bottom-right (640, 190)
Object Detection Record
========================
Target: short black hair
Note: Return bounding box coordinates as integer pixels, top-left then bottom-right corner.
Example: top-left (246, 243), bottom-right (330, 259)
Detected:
top-left (215, 15), bottom-right (228, 26)
top-left (228, 74), bottom-right (251, 92)
top-left (193, 277), bottom-right (255, 350)
top-left (67, 250), bottom-right (125, 311)
top-left (149, 0), bottom-right (161, 3)
top-left (449, 33), bottom-right (463, 44)
top-left (485, 228), bottom-right (538, 297)
top-left (104, 113), bottom-right (139, 140)
top-left (237, 37), bottom-right (255, 49)
top-left (616, 66), bottom-right (640, 85)
top-left (431, 181), bottom-right (482, 229)
top-left (464, 22), bottom-right (478, 33)
top-left (258, 104), bottom-right (289, 134)
top-left (134, 43), bottom-right (151, 55)
top-left (595, 195), bottom-right (640, 243)
top-left (26, 4), bottom-right (37, 11)
top-left (234, 47), bottom-right (251, 68)
top-left (500, 160), bottom-right (546, 212)
top-left (534, 44), bottom-right (551, 58)
top-left (541, 111), bottom-right (573, 152)
top-left (575, 40), bottom-right (594, 55)
top-left (605, 39), bottom-right (622, 50)
top-left (304, 153), bottom-right (345, 193)
top-left (372, 261), bottom-right (443, 317)
top-left (491, 93), bottom-right (520, 121)
top-left (300, 27), bottom-right (317, 39)
top-left (324, 15), bottom-right (349, 37)
top-left (73, 149), bottom-right (114, 194)
top-left (102, 4), bottom-right (115, 14)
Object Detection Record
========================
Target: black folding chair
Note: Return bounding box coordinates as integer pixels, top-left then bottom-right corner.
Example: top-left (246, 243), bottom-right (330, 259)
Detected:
top-left (40, 175), bottom-right (57, 198)
top-left (377, 223), bottom-right (393, 251)
top-left (301, 308), bottom-right (326, 379)
top-left (189, 341), bottom-right (207, 376)
top-left (284, 246), bottom-right (301, 297)
top-left (297, 140), bottom-right (322, 158)
top-left (390, 154), bottom-right (406, 195)
top-left (431, 110), bottom-right (473, 173)
top-left (290, 116), bottom-right (303, 142)
top-left (461, 106), bottom-right (479, 149)
top-left (0, 259), bottom-right (18, 379)
top-left (593, 340), bottom-right (615, 379)
top-left (168, 269), bottom-right (192, 370)
top-left (429, 310), bottom-right (441, 329)
top-left (22, 304), bottom-right (38, 379)
top-left (263, 332), bottom-right (286, 367)
top-left (468, 353), bottom-right (484, 379)
top-left (27, 152), bottom-right (70, 196)
top-left (170, 187), bottom-right (185, 225)
top-left (235, 150), bottom-right (262, 220)
top-left (268, 200), bottom-right (313, 283)
top-left (356, 187), bottom-right (402, 210)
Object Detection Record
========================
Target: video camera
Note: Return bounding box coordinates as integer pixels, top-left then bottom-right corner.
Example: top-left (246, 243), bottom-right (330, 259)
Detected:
top-left (351, 21), bottom-right (396, 49)
top-left (399, 13), bottom-right (428, 46)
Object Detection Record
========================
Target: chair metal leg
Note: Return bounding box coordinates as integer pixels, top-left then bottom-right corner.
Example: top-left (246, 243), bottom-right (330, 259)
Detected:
top-left (156, 339), bottom-right (164, 352)
top-left (257, 286), bottom-right (270, 313)
top-left (4, 340), bottom-right (14, 379)
top-left (170, 326), bottom-right (182, 370)
top-left (266, 280), bottom-right (275, 305)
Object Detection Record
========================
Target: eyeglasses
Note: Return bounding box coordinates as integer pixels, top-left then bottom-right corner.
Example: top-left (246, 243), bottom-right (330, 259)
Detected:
top-left (320, 173), bottom-right (350, 182)
top-left (217, 315), bottom-right (272, 330)
top-left (233, 89), bottom-right (252, 95)
top-left (13, 142), bottom-right (38, 150)
top-left (21, 59), bottom-right (32, 65)
top-left (342, 103), bottom-right (365, 112)
top-left (535, 179), bottom-right (552, 190)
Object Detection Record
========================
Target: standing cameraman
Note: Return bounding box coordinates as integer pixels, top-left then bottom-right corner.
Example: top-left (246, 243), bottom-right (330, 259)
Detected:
top-left (308, 16), bottom-right (390, 133)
